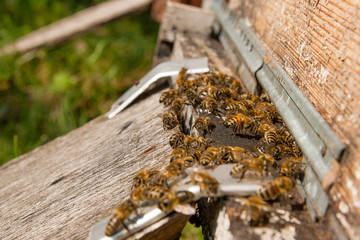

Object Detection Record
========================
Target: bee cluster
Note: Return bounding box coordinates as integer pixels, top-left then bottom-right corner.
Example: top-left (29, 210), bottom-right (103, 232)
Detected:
top-left (105, 68), bottom-right (305, 236)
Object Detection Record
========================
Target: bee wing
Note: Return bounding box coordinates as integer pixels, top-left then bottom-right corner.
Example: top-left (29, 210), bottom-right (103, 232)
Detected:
top-left (174, 203), bottom-right (196, 215)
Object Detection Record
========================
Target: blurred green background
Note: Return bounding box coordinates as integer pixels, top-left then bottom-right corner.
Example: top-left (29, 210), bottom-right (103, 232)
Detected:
top-left (0, 0), bottom-right (159, 165)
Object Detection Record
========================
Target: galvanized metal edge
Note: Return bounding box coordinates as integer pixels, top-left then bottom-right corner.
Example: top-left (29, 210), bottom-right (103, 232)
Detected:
top-left (211, 0), bottom-right (346, 218)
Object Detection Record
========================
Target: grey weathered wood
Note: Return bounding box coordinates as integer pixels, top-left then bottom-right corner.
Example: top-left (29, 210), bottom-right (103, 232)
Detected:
top-left (0, 93), bottom-right (173, 240)
top-left (0, 0), bottom-right (152, 56)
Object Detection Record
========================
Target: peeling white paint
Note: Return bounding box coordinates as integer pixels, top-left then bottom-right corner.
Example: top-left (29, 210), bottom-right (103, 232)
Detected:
top-left (336, 213), bottom-right (359, 240)
top-left (215, 207), bottom-right (234, 240)
top-left (253, 225), bottom-right (296, 240)
top-left (338, 201), bottom-right (349, 214)
top-left (279, 211), bottom-right (301, 225)
top-left (319, 64), bottom-right (329, 84)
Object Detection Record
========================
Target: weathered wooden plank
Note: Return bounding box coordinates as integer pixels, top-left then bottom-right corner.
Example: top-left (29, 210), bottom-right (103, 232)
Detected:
top-left (0, 93), bottom-right (173, 239)
top-left (228, 1), bottom-right (360, 239)
top-left (0, 0), bottom-right (152, 56)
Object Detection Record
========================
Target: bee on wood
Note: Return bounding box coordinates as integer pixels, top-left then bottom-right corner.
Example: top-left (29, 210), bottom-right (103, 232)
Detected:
top-left (230, 157), bottom-right (267, 181)
top-left (187, 136), bottom-right (215, 151)
top-left (170, 98), bottom-right (184, 116)
top-left (219, 146), bottom-right (253, 163)
top-left (105, 200), bottom-right (137, 236)
top-left (162, 111), bottom-right (179, 130)
top-left (185, 89), bottom-right (202, 108)
top-left (199, 147), bottom-right (221, 167)
top-left (257, 176), bottom-right (293, 200)
top-left (132, 168), bottom-right (159, 188)
top-left (223, 113), bottom-right (254, 135)
top-left (169, 131), bottom-right (186, 149)
top-left (169, 148), bottom-right (187, 163)
top-left (159, 89), bottom-right (178, 106)
top-left (193, 116), bottom-right (216, 136)
top-left (243, 196), bottom-right (269, 226)
top-left (189, 169), bottom-right (219, 195)
top-left (280, 157), bottom-right (304, 180)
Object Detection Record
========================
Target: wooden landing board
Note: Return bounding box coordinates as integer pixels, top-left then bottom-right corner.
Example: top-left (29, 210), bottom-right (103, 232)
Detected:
top-left (0, 92), bottom-right (173, 239)
top-left (229, 1), bottom-right (360, 239)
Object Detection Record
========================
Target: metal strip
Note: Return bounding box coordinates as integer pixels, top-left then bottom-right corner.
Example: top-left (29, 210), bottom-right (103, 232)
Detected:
top-left (108, 58), bottom-right (209, 119)
top-left (211, 0), bottom-right (346, 217)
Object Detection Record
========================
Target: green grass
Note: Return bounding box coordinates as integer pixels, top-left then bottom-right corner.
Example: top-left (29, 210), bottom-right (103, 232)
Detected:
top-left (0, 0), bottom-right (159, 165)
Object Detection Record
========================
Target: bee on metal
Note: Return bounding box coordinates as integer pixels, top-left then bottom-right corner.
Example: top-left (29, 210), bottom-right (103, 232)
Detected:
top-left (219, 146), bottom-right (253, 163)
top-left (144, 186), bottom-right (168, 202)
top-left (223, 113), bottom-right (254, 135)
top-left (243, 196), bottom-right (269, 226)
top-left (170, 98), bottom-right (184, 116)
top-left (199, 147), bottom-right (221, 167)
top-left (162, 111), bottom-right (179, 130)
top-left (105, 200), bottom-right (137, 236)
top-left (230, 157), bottom-right (267, 181)
top-left (291, 141), bottom-right (302, 158)
top-left (169, 148), bottom-right (187, 163)
top-left (130, 186), bottom-right (152, 206)
top-left (189, 169), bottom-right (219, 195)
top-left (166, 160), bottom-right (186, 177)
top-left (157, 192), bottom-right (196, 215)
top-left (159, 89), bottom-right (178, 106)
top-left (132, 168), bottom-right (159, 188)
top-left (185, 89), bottom-right (202, 108)
top-left (169, 131), bottom-right (186, 149)
top-left (257, 176), bottom-right (294, 200)
top-left (280, 157), bottom-right (304, 180)
top-left (193, 116), bottom-right (216, 136)
top-left (199, 97), bottom-right (222, 116)
top-left (176, 67), bottom-right (189, 87)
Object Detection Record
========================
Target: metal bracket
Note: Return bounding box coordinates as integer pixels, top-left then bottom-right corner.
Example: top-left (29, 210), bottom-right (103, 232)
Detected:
top-left (108, 58), bottom-right (209, 119)
top-left (212, 0), bottom-right (346, 218)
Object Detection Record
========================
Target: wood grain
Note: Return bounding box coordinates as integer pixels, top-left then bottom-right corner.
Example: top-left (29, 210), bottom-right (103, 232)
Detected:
top-left (0, 93), bottom-right (173, 239)
top-left (231, 0), bottom-right (360, 239)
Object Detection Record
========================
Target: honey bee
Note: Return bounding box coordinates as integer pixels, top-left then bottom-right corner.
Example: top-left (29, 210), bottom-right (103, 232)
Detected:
top-left (169, 148), bottom-right (187, 163)
top-left (144, 186), bottom-right (168, 201)
top-left (239, 93), bottom-right (260, 102)
top-left (219, 146), bottom-right (253, 163)
top-left (277, 127), bottom-right (294, 145)
top-left (176, 67), bottom-right (189, 87)
top-left (187, 136), bottom-right (215, 150)
top-left (185, 89), bottom-right (202, 108)
top-left (130, 186), bottom-right (151, 206)
top-left (170, 98), bottom-right (184, 115)
top-left (189, 169), bottom-right (219, 195)
top-left (257, 176), bottom-right (294, 200)
top-left (105, 200), bottom-right (137, 236)
top-left (157, 192), bottom-right (196, 215)
top-left (169, 131), bottom-right (186, 149)
top-left (132, 168), bottom-right (159, 188)
top-left (223, 113), bottom-right (254, 135)
top-left (230, 157), bottom-right (267, 180)
top-left (257, 154), bottom-right (276, 168)
top-left (200, 97), bottom-right (221, 116)
top-left (259, 91), bottom-right (270, 102)
top-left (225, 101), bottom-right (248, 114)
top-left (166, 160), bottom-right (186, 176)
top-left (159, 89), bottom-right (178, 106)
top-left (254, 101), bottom-right (276, 113)
top-left (264, 129), bottom-right (279, 145)
top-left (199, 147), bottom-right (221, 167)
top-left (280, 157), bottom-right (304, 180)
top-left (269, 143), bottom-right (293, 160)
top-left (219, 97), bottom-right (238, 110)
top-left (215, 87), bottom-right (236, 100)
top-left (244, 196), bottom-right (268, 226)
top-left (194, 116), bottom-right (216, 136)
top-left (162, 111), bottom-right (179, 130)
top-left (291, 141), bottom-right (302, 158)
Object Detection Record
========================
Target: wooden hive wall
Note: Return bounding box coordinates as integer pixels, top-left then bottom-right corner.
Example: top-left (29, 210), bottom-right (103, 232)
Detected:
top-left (229, 0), bottom-right (360, 239)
